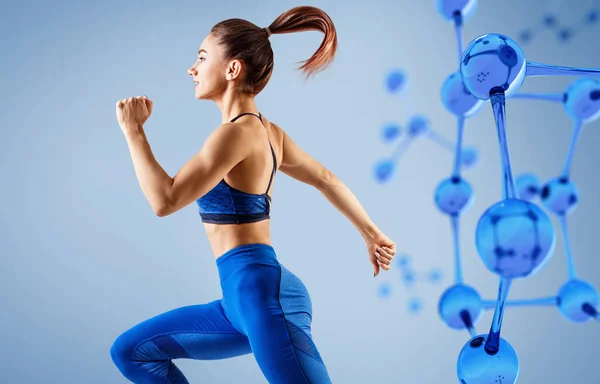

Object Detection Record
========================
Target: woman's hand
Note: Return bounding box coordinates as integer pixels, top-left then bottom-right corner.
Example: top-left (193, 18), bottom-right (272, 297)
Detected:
top-left (116, 95), bottom-right (153, 135)
top-left (366, 232), bottom-right (396, 277)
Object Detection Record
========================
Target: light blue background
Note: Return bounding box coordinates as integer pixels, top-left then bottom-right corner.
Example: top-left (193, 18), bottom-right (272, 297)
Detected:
top-left (2, 0), bottom-right (600, 383)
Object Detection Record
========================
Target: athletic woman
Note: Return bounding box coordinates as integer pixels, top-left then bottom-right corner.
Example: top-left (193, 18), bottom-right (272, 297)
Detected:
top-left (111, 6), bottom-right (396, 383)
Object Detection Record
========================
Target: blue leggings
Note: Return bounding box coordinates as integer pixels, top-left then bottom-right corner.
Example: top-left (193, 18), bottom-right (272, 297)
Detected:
top-left (110, 243), bottom-right (331, 383)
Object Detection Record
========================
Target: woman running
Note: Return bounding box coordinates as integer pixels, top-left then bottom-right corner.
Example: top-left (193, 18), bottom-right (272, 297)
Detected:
top-left (111, 5), bottom-right (396, 383)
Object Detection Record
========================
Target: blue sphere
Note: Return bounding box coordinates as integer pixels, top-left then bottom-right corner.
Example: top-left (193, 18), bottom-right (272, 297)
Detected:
top-left (436, 0), bottom-right (478, 23)
top-left (557, 28), bottom-right (574, 42)
top-left (434, 176), bottom-right (474, 216)
top-left (542, 13), bottom-right (558, 28)
top-left (540, 177), bottom-right (579, 216)
top-left (516, 173), bottom-right (541, 201)
top-left (441, 71), bottom-right (484, 117)
top-left (438, 284), bottom-right (483, 329)
top-left (475, 199), bottom-right (556, 279)
top-left (381, 122), bottom-right (402, 143)
top-left (377, 282), bottom-right (393, 299)
top-left (564, 78), bottom-right (600, 123)
top-left (407, 115), bottom-right (430, 137)
top-left (457, 335), bottom-right (519, 384)
top-left (396, 253), bottom-right (411, 268)
top-left (557, 279), bottom-right (599, 322)
top-left (518, 29), bottom-right (532, 43)
top-left (427, 268), bottom-right (444, 283)
top-left (408, 297), bottom-right (423, 313)
top-left (461, 34), bottom-right (527, 100)
top-left (385, 69), bottom-right (408, 94)
top-left (401, 269), bottom-right (417, 287)
top-left (586, 9), bottom-right (598, 25)
top-left (374, 159), bottom-right (396, 184)
top-left (461, 147), bottom-right (479, 168)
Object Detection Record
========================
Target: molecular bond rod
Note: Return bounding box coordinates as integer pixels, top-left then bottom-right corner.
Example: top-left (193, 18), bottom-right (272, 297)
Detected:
top-left (483, 296), bottom-right (558, 309)
top-left (511, 92), bottom-right (565, 102)
top-left (485, 277), bottom-right (513, 355)
top-left (491, 91), bottom-right (518, 200)
top-left (561, 119), bottom-right (583, 178)
top-left (526, 62), bottom-right (600, 77)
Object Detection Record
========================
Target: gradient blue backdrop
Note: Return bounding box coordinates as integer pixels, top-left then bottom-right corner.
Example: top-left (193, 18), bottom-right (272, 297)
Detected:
top-left (2, 0), bottom-right (600, 383)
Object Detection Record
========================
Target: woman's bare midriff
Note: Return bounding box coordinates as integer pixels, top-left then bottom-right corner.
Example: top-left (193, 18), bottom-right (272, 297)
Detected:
top-left (205, 219), bottom-right (272, 260)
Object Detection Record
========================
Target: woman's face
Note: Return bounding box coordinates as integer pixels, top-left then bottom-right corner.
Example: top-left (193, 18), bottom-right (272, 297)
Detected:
top-left (188, 34), bottom-right (243, 100)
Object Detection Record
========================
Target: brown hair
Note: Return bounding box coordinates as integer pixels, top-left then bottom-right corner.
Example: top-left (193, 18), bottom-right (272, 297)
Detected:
top-left (210, 6), bottom-right (338, 95)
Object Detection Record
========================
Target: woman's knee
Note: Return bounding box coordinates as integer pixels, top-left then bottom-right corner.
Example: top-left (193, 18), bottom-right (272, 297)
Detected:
top-left (109, 329), bottom-right (139, 373)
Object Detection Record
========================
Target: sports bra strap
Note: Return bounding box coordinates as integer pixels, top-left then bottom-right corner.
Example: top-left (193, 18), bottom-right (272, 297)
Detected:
top-left (229, 112), bottom-right (276, 196)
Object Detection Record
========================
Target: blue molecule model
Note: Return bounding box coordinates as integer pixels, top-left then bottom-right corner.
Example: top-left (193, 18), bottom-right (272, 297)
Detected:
top-left (427, 268), bottom-right (444, 283)
top-left (539, 177), bottom-right (579, 216)
top-left (436, 0), bottom-right (478, 23)
top-left (385, 69), bottom-right (408, 94)
top-left (381, 122), bottom-right (402, 143)
top-left (407, 115), bottom-right (430, 137)
top-left (557, 279), bottom-right (599, 322)
top-left (377, 282), bottom-right (393, 299)
top-left (475, 199), bottom-right (556, 279)
top-left (439, 284), bottom-right (484, 329)
top-left (408, 297), bottom-right (423, 313)
top-left (515, 173), bottom-right (541, 201)
top-left (460, 147), bottom-right (479, 168)
top-left (374, 159), bottom-right (396, 184)
top-left (457, 334), bottom-right (519, 384)
top-left (434, 176), bottom-right (474, 216)
top-left (460, 34), bottom-right (527, 100)
top-left (441, 71), bottom-right (484, 117)
top-left (564, 78), bottom-right (600, 123)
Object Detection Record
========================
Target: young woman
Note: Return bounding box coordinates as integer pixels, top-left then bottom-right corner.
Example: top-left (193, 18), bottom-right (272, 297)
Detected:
top-left (112, 6), bottom-right (396, 383)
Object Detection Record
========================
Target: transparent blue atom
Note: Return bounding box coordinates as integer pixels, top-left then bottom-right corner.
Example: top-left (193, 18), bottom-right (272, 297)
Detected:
top-left (385, 69), bottom-right (408, 94)
top-left (557, 279), bottom-right (599, 322)
top-left (460, 34), bottom-right (527, 100)
top-left (381, 122), bottom-right (402, 143)
top-left (439, 284), bottom-right (483, 329)
top-left (518, 29), bottom-right (532, 44)
top-left (475, 199), bottom-right (556, 279)
top-left (374, 159), bottom-right (396, 184)
top-left (396, 253), bottom-right (411, 268)
top-left (436, 0), bottom-right (478, 23)
top-left (407, 115), bottom-right (430, 137)
top-left (434, 176), bottom-right (474, 216)
top-left (402, 269), bottom-right (417, 287)
top-left (557, 27), bottom-right (574, 42)
top-left (460, 147), bottom-right (479, 168)
top-left (427, 269), bottom-right (444, 283)
top-left (457, 334), bottom-right (519, 384)
top-left (515, 173), bottom-right (541, 201)
top-left (540, 177), bottom-right (579, 216)
top-left (586, 9), bottom-right (598, 25)
top-left (377, 282), bottom-right (393, 299)
top-left (543, 13), bottom-right (558, 28)
top-left (409, 297), bottom-right (423, 313)
top-left (441, 71), bottom-right (484, 117)
top-left (564, 78), bottom-right (600, 123)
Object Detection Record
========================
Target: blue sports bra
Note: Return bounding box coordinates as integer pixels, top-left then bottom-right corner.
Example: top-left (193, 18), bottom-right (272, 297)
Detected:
top-left (196, 112), bottom-right (276, 224)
